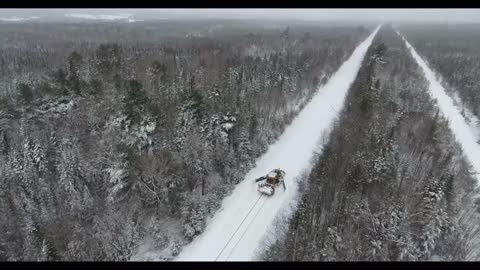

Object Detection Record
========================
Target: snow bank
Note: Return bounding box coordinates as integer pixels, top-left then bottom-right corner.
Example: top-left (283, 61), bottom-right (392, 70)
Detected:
top-left (399, 32), bottom-right (480, 186)
top-left (174, 26), bottom-right (380, 261)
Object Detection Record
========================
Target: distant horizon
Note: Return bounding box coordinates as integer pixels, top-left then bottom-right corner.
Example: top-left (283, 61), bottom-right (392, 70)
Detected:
top-left (0, 9), bottom-right (480, 24)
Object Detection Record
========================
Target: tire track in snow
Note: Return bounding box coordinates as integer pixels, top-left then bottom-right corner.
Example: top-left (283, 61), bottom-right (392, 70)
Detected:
top-left (214, 194), bottom-right (264, 261)
top-left (175, 25), bottom-right (381, 261)
top-left (398, 31), bottom-right (480, 187)
top-left (223, 195), bottom-right (268, 261)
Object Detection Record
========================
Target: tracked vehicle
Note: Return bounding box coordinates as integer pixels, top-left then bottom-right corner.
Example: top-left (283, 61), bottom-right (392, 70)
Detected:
top-left (254, 169), bottom-right (286, 196)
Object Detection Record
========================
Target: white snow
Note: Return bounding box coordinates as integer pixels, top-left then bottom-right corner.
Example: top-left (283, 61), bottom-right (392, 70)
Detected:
top-left (36, 99), bottom-right (75, 115)
top-left (267, 171), bottom-right (277, 178)
top-left (106, 168), bottom-right (126, 185)
top-left (222, 123), bottom-right (235, 131)
top-left (65, 14), bottom-right (132, 21)
top-left (450, 87), bottom-right (480, 144)
top-left (399, 32), bottom-right (480, 186)
top-left (173, 26), bottom-right (380, 261)
top-left (0, 16), bottom-right (39, 22)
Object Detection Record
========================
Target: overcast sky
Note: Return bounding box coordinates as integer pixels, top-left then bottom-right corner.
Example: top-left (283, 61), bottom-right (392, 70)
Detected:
top-left (1, 9), bottom-right (480, 23)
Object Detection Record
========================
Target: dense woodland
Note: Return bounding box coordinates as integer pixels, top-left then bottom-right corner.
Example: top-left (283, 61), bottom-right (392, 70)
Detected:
top-left (262, 25), bottom-right (480, 261)
top-left (399, 24), bottom-right (480, 120)
top-left (0, 20), bottom-right (369, 261)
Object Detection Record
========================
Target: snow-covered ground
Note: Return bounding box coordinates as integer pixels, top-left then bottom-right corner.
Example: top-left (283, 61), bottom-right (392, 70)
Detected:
top-left (64, 14), bottom-right (134, 21)
top-left (399, 32), bottom-right (480, 186)
top-left (173, 26), bottom-right (380, 261)
top-left (451, 90), bottom-right (480, 144)
top-left (0, 16), bottom-right (39, 22)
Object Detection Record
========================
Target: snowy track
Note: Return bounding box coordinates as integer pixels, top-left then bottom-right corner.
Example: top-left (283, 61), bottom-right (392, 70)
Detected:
top-left (175, 26), bottom-right (380, 261)
top-left (399, 32), bottom-right (480, 186)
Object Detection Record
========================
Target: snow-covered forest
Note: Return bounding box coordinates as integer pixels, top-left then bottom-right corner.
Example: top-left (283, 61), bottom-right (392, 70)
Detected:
top-left (262, 24), bottom-right (480, 261)
top-left (0, 19), bottom-right (369, 260)
top-left (399, 24), bottom-right (480, 121)
top-left (1, 12), bottom-right (480, 262)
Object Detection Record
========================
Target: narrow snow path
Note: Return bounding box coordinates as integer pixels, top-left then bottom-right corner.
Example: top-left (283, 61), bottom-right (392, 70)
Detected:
top-left (399, 32), bottom-right (480, 186)
top-left (450, 91), bottom-right (480, 143)
top-left (175, 26), bottom-right (380, 261)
